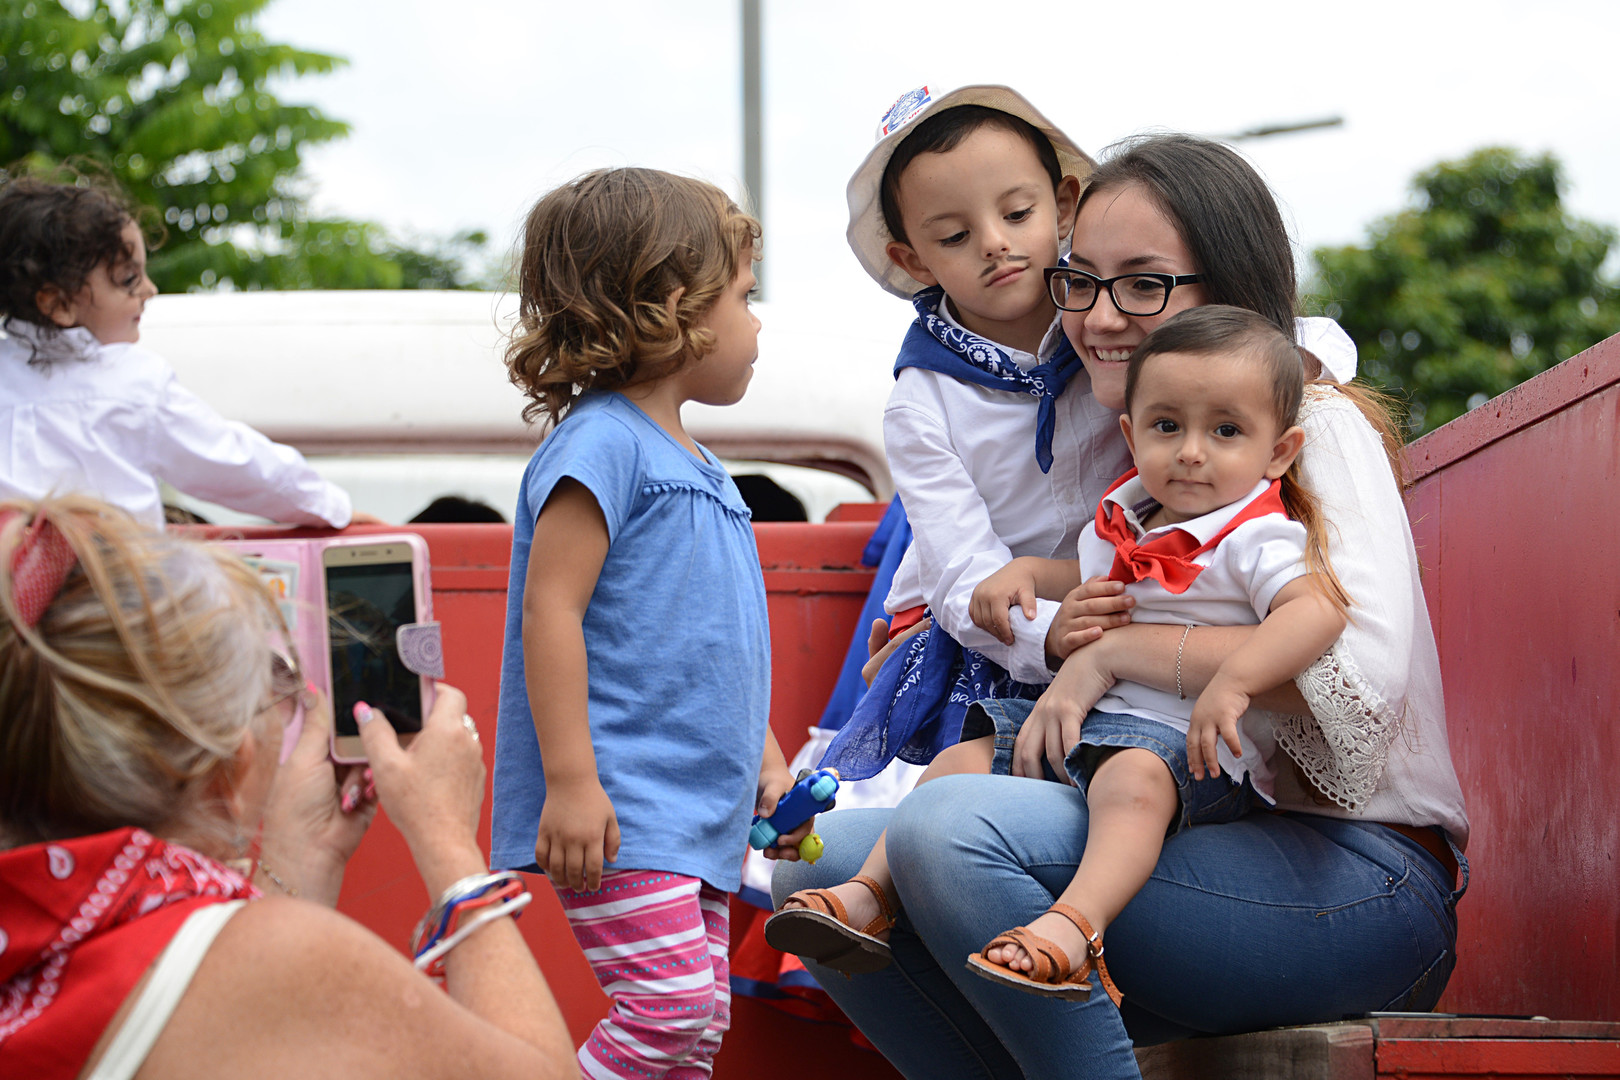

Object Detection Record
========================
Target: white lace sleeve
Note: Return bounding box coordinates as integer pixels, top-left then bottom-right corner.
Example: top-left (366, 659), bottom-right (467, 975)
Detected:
top-left (1269, 388), bottom-right (1414, 808)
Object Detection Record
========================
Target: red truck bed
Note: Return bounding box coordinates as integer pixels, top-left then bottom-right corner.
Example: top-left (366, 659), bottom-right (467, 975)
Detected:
top-left (197, 331), bottom-right (1620, 1078)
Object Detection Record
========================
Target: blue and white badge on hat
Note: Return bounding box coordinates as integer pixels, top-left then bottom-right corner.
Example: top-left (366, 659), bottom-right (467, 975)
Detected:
top-left (878, 86), bottom-right (934, 138)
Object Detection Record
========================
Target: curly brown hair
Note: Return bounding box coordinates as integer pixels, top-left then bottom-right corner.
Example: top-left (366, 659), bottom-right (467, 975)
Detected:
top-left (505, 168), bottom-right (761, 427)
top-left (0, 167), bottom-right (156, 341)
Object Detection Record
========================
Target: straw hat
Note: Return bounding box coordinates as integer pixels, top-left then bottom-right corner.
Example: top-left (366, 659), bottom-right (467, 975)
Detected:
top-left (846, 85), bottom-right (1095, 299)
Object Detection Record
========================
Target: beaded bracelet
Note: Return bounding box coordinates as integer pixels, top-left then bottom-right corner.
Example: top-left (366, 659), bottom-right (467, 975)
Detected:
top-left (1176, 624), bottom-right (1194, 700)
top-left (411, 870), bottom-right (530, 974)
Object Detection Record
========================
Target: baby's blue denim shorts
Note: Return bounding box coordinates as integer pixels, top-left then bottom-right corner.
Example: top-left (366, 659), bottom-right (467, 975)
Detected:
top-left (960, 698), bottom-right (1261, 835)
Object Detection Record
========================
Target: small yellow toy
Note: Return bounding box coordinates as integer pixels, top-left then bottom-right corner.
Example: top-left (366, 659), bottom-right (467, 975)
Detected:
top-left (798, 833), bottom-right (825, 864)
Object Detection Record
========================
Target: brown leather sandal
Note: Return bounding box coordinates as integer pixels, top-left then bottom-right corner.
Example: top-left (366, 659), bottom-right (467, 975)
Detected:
top-left (965, 902), bottom-right (1123, 1005)
top-left (763, 874), bottom-right (896, 975)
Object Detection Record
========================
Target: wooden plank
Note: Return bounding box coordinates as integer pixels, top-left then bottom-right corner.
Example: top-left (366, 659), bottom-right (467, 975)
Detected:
top-left (1135, 1022), bottom-right (1374, 1080)
top-left (1372, 1016), bottom-right (1620, 1041)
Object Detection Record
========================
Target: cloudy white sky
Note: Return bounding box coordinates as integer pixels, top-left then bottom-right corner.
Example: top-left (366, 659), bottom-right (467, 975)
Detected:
top-left (258, 0), bottom-right (1620, 330)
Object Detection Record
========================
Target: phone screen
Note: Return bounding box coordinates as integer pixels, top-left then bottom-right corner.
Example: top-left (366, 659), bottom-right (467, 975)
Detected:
top-left (327, 560), bottom-right (422, 737)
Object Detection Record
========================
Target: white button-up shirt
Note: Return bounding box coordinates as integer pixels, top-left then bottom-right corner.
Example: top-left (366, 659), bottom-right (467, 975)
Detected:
top-left (1084, 474), bottom-right (1309, 796)
top-left (1, 323), bottom-right (351, 530)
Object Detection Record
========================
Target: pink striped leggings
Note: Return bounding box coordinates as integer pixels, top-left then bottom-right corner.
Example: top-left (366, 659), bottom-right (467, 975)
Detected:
top-left (555, 870), bottom-right (731, 1080)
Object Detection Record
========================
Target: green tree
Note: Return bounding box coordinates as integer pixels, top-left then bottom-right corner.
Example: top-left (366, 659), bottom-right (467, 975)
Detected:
top-left (1307, 148), bottom-right (1620, 435)
top-left (0, 0), bottom-right (484, 291)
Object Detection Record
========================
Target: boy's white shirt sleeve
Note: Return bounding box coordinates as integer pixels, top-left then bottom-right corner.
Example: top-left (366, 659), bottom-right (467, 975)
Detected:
top-left (138, 361), bottom-right (353, 527)
top-left (884, 396), bottom-right (1059, 683)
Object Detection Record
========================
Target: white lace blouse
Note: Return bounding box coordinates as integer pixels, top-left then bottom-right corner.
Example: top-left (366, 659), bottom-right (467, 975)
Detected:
top-left (1265, 386), bottom-right (1469, 847)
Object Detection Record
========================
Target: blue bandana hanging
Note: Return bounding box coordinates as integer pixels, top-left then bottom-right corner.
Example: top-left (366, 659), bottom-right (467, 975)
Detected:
top-left (893, 286), bottom-right (1082, 473)
top-left (817, 621), bottom-right (1043, 782)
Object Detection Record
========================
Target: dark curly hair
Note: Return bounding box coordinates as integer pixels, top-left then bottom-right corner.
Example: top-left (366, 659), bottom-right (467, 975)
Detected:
top-left (505, 168), bottom-right (761, 427)
top-left (0, 170), bottom-right (153, 345)
top-left (879, 105), bottom-right (1063, 247)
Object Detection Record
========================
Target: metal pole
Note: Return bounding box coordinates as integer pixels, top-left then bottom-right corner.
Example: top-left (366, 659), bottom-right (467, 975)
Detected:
top-left (1224, 116), bottom-right (1344, 142)
top-left (741, 0), bottom-right (764, 298)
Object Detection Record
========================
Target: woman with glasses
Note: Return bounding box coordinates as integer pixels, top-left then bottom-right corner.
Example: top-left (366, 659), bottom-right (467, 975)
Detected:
top-left (776, 135), bottom-right (1467, 1079)
top-left (0, 496), bottom-right (577, 1080)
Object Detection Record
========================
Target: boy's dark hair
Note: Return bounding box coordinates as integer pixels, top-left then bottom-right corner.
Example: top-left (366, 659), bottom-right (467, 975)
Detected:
top-left (1080, 135), bottom-right (1297, 337)
top-left (505, 168), bottom-right (761, 427)
top-left (408, 495), bottom-right (507, 524)
top-left (1125, 305), bottom-right (1304, 431)
top-left (879, 105), bottom-right (1063, 246)
top-left (0, 170), bottom-right (151, 334)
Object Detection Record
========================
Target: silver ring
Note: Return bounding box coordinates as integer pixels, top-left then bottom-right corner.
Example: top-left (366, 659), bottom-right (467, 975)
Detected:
top-left (461, 714), bottom-right (479, 742)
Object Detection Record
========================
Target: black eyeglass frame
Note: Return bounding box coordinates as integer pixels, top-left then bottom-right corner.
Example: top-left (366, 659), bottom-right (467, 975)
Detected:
top-left (1043, 267), bottom-right (1205, 316)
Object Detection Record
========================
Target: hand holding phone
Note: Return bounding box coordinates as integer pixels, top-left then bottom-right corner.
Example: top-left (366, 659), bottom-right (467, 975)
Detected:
top-left (325, 537), bottom-right (436, 763)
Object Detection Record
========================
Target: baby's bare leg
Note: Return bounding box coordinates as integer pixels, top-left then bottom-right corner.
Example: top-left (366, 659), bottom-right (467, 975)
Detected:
top-left (987, 747), bottom-right (1177, 974)
top-left (783, 737), bottom-right (996, 926)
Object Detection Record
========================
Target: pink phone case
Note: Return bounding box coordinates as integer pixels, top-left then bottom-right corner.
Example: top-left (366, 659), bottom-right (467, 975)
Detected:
top-left (213, 534), bottom-right (441, 763)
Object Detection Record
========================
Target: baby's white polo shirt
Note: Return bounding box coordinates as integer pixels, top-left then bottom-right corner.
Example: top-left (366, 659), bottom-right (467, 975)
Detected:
top-left (1083, 474), bottom-right (1310, 795)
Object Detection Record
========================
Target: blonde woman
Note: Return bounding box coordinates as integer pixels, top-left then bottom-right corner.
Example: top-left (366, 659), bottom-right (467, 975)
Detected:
top-left (0, 496), bottom-right (577, 1080)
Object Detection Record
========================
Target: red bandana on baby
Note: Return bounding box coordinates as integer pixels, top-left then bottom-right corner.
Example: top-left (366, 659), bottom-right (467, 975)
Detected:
top-left (1094, 469), bottom-right (1289, 595)
top-left (0, 827), bottom-right (258, 1079)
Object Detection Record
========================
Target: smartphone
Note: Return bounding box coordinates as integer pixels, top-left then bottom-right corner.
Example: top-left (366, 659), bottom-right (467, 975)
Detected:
top-left (323, 537), bottom-right (434, 762)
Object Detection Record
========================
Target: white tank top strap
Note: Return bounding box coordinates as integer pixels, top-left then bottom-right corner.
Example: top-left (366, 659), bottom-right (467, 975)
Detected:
top-left (84, 900), bottom-right (247, 1080)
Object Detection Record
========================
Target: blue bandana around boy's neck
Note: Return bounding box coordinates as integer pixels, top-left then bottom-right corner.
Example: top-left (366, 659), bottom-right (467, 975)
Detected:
top-left (894, 286), bottom-right (1081, 473)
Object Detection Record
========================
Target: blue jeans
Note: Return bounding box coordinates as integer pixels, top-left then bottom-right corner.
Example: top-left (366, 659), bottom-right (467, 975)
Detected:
top-left (773, 774), bottom-right (1467, 1080)
top-left (966, 700), bottom-right (1261, 833)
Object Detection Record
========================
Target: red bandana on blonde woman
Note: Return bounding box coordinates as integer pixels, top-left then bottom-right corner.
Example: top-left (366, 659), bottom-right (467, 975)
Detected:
top-left (0, 828), bottom-right (260, 1077)
top-left (0, 510), bottom-right (79, 628)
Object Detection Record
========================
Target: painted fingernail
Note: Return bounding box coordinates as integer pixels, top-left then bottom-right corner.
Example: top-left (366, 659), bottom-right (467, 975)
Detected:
top-left (363, 777), bottom-right (377, 801)
top-left (341, 787), bottom-right (359, 813)
top-left (353, 701), bottom-right (372, 724)
top-left (305, 680), bottom-right (319, 695)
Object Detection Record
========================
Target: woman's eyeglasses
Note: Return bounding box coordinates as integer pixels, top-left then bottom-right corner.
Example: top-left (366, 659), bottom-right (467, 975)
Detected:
top-left (1044, 267), bottom-right (1204, 316)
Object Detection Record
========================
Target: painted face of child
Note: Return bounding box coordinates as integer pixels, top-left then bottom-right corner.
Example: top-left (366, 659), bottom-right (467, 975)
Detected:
top-left (885, 125), bottom-right (1079, 352)
top-left (47, 220), bottom-right (158, 345)
top-left (1119, 349), bottom-right (1303, 525)
top-left (1066, 184), bottom-right (1209, 412)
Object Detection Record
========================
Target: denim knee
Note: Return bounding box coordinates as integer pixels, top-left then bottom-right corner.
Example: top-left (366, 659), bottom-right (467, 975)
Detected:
top-left (771, 806), bottom-right (892, 909)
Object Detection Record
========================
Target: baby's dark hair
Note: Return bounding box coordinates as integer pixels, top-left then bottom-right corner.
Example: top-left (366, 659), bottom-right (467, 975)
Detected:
top-left (1125, 305), bottom-right (1351, 617)
top-left (879, 105), bottom-right (1063, 246)
top-left (1125, 306), bottom-right (1303, 431)
top-left (505, 168), bottom-right (761, 427)
top-left (0, 171), bottom-right (148, 334)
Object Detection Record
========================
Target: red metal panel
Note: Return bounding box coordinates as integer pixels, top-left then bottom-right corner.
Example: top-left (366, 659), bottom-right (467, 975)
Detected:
top-left (1377, 1038), bottom-right (1620, 1077)
top-left (1405, 335), bottom-right (1620, 1022)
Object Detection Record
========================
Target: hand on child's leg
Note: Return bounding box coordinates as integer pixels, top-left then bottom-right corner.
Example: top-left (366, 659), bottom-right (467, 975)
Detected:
top-left (1186, 671), bottom-right (1249, 781)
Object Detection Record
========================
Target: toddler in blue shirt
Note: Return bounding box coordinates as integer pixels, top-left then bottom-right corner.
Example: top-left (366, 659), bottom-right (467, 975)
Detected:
top-left (490, 168), bottom-right (801, 1080)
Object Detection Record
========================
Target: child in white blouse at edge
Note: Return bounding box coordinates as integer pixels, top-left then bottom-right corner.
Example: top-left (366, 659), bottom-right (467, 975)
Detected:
top-left (488, 168), bottom-right (802, 1080)
top-left (959, 304), bottom-right (1351, 997)
top-left (0, 176), bottom-right (360, 530)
